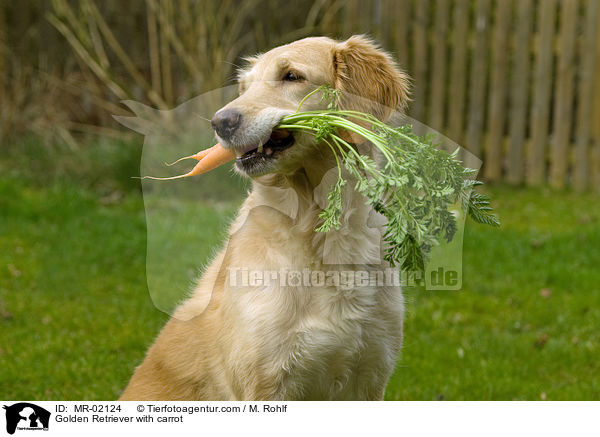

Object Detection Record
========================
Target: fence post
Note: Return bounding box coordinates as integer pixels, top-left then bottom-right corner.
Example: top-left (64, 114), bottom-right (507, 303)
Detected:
top-left (574, 0), bottom-right (600, 191)
top-left (390, 0), bottom-right (411, 70)
top-left (0, 4), bottom-right (4, 82)
top-left (593, 4), bottom-right (600, 192)
top-left (507, 0), bottom-right (533, 185)
top-left (550, 0), bottom-right (577, 189)
top-left (466, 0), bottom-right (491, 159)
top-left (527, 0), bottom-right (556, 186)
top-left (485, 0), bottom-right (512, 181)
top-left (447, 0), bottom-right (469, 146)
top-left (428, 0), bottom-right (450, 133)
top-left (410, 0), bottom-right (429, 123)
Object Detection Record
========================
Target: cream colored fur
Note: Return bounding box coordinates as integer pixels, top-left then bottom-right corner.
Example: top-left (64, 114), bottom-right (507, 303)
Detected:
top-left (120, 35), bottom-right (410, 401)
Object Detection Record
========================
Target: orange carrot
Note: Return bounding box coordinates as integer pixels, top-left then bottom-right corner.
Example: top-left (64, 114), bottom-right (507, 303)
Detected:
top-left (165, 146), bottom-right (215, 166)
top-left (141, 143), bottom-right (236, 180)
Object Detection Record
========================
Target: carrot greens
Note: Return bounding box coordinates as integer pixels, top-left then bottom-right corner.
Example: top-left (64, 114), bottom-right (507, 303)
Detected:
top-left (277, 86), bottom-right (499, 271)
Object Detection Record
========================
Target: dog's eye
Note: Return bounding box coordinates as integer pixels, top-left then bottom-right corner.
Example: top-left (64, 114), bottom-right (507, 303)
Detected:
top-left (282, 71), bottom-right (303, 82)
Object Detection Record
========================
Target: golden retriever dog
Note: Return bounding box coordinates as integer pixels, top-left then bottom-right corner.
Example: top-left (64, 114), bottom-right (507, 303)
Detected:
top-left (120, 35), bottom-right (410, 401)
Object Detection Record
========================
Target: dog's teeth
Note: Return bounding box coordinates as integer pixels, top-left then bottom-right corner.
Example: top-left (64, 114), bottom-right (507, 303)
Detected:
top-left (257, 144), bottom-right (263, 154)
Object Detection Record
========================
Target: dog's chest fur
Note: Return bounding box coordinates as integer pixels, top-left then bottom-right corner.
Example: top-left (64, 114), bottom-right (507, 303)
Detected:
top-left (215, 180), bottom-right (404, 400)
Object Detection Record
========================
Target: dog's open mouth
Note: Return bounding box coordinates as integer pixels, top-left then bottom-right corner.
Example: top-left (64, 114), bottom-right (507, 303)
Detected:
top-left (235, 129), bottom-right (294, 174)
top-left (238, 129), bottom-right (294, 160)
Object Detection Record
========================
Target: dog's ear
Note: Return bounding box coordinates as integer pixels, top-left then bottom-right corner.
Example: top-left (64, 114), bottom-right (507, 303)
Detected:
top-left (334, 35), bottom-right (410, 120)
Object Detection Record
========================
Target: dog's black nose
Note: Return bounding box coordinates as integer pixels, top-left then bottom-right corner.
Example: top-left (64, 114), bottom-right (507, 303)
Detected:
top-left (211, 109), bottom-right (242, 140)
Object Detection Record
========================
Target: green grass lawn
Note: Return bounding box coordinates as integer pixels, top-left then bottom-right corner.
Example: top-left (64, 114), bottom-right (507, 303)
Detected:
top-left (1, 144), bottom-right (599, 400)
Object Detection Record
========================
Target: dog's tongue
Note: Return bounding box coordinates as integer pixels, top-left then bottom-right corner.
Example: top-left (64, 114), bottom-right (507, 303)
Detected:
top-left (264, 129), bottom-right (290, 156)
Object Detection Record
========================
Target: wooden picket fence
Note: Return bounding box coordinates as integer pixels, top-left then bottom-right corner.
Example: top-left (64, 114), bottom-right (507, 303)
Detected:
top-left (4, 1), bottom-right (599, 190)
top-left (344, 0), bottom-right (600, 190)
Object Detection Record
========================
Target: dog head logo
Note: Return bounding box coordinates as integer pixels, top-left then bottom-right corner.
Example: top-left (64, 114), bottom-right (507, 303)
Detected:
top-left (116, 81), bottom-right (480, 318)
top-left (3, 403), bottom-right (50, 435)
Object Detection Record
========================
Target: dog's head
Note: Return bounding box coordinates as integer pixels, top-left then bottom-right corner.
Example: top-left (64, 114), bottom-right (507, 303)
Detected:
top-left (211, 35), bottom-right (410, 178)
